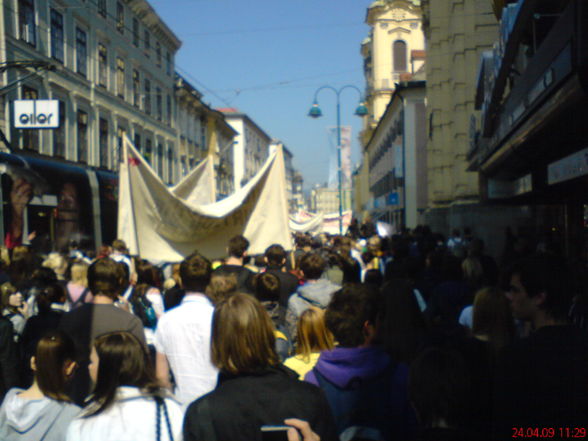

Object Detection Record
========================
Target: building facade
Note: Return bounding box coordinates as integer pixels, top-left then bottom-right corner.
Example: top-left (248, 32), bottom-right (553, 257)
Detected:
top-left (468, 0), bottom-right (588, 260)
top-left (1, 0), bottom-right (181, 182)
top-left (218, 108), bottom-right (271, 190)
top-left (175, 74), bottom-right (236, 198)
top-left (311, 184), bottom-right (352, 215)
top-left (365, 80), bottom-right (427, 229)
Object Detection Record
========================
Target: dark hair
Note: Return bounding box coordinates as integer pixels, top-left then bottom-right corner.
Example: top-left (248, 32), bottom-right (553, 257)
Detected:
top-left (508, 256), bottom-right (572, 320)
top-left (85, 331), bottom-right (161, 417)
top-left (472, 287), bottom-right (514, 352)
top-left (35, 330), bottom-right (76, 402)
top-left (265, 244), bottom-right (286, 266)
top-left (378, 279), bottom-right (428, 363)
top-left (254, 272), bottom-right (280, 302)
top-left (325, 284), bottom-right (378, 347)
top-left (299, 253), bottom-right (326, 280)
top-left (228, 235), bottom-right (249, 258)
top-left (88, 258), bottom-right (124, 300)
top-left (179, 251), bottom-right (212, 292)
top-left (36, 282), bottom-right (67, 313)
top-left (211, 293), bottom-right (279, 374)
top-left (409, 348), bottom-right (471, 428)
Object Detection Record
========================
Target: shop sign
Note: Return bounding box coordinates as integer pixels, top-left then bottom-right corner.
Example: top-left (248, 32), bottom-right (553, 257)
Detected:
top-left (14, 100), bottom-right (59, 129)
top-left (548, 147), bottom-right (588, 185)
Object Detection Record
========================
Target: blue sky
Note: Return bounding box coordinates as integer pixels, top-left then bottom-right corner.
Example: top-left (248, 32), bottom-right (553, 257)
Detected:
top-left (150, 0), bottom-right (373, 189)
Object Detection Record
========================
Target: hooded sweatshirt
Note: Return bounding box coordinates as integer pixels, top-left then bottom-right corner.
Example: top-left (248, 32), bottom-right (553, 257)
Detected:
top-left (0, 388), bottom-right (80, 441)
top-left (305, 346), bottom-right (417, 440)
top-left (286, 279), bottom-right (340, 339)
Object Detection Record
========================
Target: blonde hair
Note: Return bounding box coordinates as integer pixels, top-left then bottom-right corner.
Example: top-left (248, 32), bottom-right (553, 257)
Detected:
top-left (42, 252), bottom-right (67, 276)
top-left (462, 257), bottom-right (483, 283)
top-left (70, 261), bottom-right (89, 287)
top-left (295, 307), bottom-right (334, 362)
top-left (211, 293), bottom-right (279, 375)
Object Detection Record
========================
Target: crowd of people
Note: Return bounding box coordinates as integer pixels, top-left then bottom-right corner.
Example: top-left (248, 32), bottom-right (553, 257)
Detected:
top-left (0, 224), bottom-right (587, 441)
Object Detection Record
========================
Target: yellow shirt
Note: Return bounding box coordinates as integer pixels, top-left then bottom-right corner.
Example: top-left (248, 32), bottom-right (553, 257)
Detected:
top-left (284, 352), bottom-right (321, 380)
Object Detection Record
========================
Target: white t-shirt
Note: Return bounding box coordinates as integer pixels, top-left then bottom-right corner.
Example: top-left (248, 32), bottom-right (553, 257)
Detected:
top-left (66, 387), bottom-right (183, 441)
top-left (154, 293), bottom-right (218, 407)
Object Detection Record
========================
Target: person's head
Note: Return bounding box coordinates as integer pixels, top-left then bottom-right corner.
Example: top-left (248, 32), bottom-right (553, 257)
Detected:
top-left (70, 261), bottom-right (89, 287)
top-left (1, 282), bottom-right (23, 312)
top-left (31, 330), bottom-right (77, 402)
top-left (36, 282), bottom-right (67, 314)
top-left (179, 251), bottom-right (212, 292)
top-left (409, 348), bottom-right (470, 428)
top-left (264, 244), bottom-right (287, 267)
top-left (42, 252), bottom-right (68, 278)
top-left (461, 257), bottom-right (483, 284)
top-left (325, 284), bottom-right (379, 348)
top-left (378, 279), bottom-right (428, 363)
top-left (254, 272), bottom-right (280, 302)
top-left (111, 239), bottom-right (127, 254)
top-left (472, 287), bottom-right (514, 352)
top-left (87, 331), bottom-right (159, 416)
top-left (136, 260), bottom-right (160, 288)
top-left (506, 257), bottom-right (572, 323)
top-left (205, 273), bottom-right (237, 304)
top-left (228, 235), bottom-right (249, 259)
top-left (88, 258), bottom-right (124, 300)
top-left (295, 307), bottom-right (334, 360)
top-left (299, 253), bottom-right (326, 280)
top-left (367, 235), bottom-right (382, 254)
top-left (211, 293), bottom-right (279, 375)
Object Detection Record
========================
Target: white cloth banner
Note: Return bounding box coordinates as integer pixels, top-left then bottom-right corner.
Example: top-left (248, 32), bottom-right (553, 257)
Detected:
top-left (118, 137), bottom-right (292, 262)
top-left (170, 156), bottom-right (215, 207)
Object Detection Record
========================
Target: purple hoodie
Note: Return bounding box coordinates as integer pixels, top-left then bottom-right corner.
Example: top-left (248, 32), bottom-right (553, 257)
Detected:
top-left (305, 346), bottom-right (417, 439)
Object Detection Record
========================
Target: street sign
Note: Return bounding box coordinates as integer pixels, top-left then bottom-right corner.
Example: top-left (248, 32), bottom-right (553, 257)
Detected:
top-left (14, 100), bottom-right (59, 129)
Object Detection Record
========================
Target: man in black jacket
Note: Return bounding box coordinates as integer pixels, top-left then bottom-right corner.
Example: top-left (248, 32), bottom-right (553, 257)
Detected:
top-left (0, 316), bottom-right (19, 403)
top-left (264, 244), bottom-right (299, 311)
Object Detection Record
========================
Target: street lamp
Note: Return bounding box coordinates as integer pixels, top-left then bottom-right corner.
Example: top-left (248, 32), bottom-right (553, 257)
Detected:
top-left (308, 85), bottom-right (368, 234)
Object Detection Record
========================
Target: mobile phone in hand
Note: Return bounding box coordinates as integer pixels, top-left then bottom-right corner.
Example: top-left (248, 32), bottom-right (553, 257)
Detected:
top-left (261, 425), bottom-right (291, 441)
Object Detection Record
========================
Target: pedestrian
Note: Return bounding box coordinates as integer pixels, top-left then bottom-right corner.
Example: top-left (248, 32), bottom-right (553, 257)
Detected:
top-left (0, 331), bottom-right (80, 441)
top-left (183, 293), bottom-right (337, 441)
top-left (66, 331), bottom-right (183, 441)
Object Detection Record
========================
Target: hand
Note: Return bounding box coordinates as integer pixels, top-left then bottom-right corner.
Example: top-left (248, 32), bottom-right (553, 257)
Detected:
top-left (284, 419), bottom-right (320, 441)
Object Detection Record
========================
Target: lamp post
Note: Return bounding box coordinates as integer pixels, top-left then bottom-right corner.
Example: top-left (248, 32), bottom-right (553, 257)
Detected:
top-left (308, 85), bottom-right (368, 234)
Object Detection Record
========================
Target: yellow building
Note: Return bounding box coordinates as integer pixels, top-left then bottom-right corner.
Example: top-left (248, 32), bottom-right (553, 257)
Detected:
top-left (421, 0), bottom-right (497, 226)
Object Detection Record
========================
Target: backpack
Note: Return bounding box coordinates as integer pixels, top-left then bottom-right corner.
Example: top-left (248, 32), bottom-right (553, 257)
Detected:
top-left (131, 295), bottom-right (158, 329)
top-left (313, 362), bottom-right (396, 441)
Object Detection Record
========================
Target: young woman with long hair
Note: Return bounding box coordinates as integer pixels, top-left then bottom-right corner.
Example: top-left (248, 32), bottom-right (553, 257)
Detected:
top-left (284, 307), bottom-right (334, 379)
top-left (66, 331), bottom-right (182, 441)
top-left (0, 330), bottom-right (80, 441)
top-left (183, 293), bottom-right (337, 441)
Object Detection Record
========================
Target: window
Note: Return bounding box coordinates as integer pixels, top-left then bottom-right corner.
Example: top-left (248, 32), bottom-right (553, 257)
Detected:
top-left (132, 18), bottom-right (139, 46)
top-left (144, 138), bottom-right (152, 163)
top-left (156, 87), bottom-right (162, 121)
top-left (98, 43), bottom-right (108, 88)
top-left (134, 134), bottom-right (141, 152)
top-left (166, 94), bottom-right (172, 124)
top-left (50, 9), bottom-right (64, 63)
top-left (167, 147), bottom-right (173, 183)
top-left (18, 0), bottom-right (36, 47)
top-left (77, 110), bottom-right (88, 163)
top-left (156, 42), bottom-right (162, 68)
top-left (116, 57), bottom-right (125, 98)
top-left (76, 27), bottom-right (87, 77)
top-left (157, 143), bottom-right (163, 174)
top-left (393, 40), bottom-right (407, 72)
top-left (166, 52), bottom-right (171, 76)
top-left (98, 0), bottom-right (106, 17)
top-left (144, 78), bottom-right (151, 115)
top-left (99, 118), bottom-right (109, 167)
top-left (53, 100), bottom-right (66, 157)
top-left (144, 30), bottom-right (150, 57)
top-left (21, 86), bottom-right (38, 151)
top-left (117, 127), bottom-right (126, 167)
top-left (133, 69), bottom-right (140, 107)
top-left (116, 2), bottom-right (124, 34)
